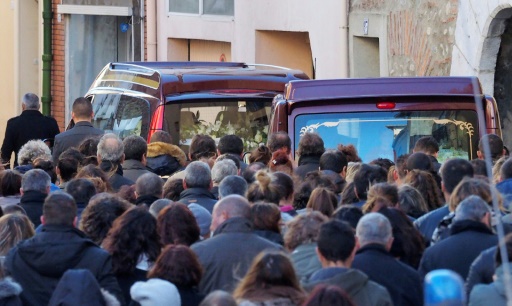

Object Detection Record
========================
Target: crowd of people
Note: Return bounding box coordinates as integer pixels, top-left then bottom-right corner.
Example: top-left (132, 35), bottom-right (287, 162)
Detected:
top-left (0, 94), bottom-right (511, 305)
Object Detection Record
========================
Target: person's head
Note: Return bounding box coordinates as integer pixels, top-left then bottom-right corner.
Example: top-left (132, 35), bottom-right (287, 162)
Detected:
top-left (2, 205), bottom-right (27, 216)
top-left (353, 164), bottom-right (387, 201)
top-left (57, 157), bottom-right (80, 182)
top-left (320, 150), bottom-right (348, 175)
top-left (150, 130), bottom-right (173, 144)
top-left (306, 187), bottom-right (337, 217)
top-left (268, 150), bottom-right (293, 175)
top-left (271, 171), bottom-right (294, 203)
top-left (149, 199), bottom-right (172, 218)
top-left (369, 158), bottom-right (395, 173)
top-left (284, 211), bottom-right (328, 251)
top-left (0, 213), bottom-right (35, 256)
top-left (97, 133), bottom-right (124, 164)
top-left (216, 154), bottom-right (241, 171)
top-left (364, 182), bottom-right (399, 212)
top-left (102, 206), bottom-right (162, 274)
top-left (493, 156), bottom-right (508, 184)
top-left (218, 175), bottom-right (248, 199)
top-left (136, 172), bottom-right (163, 198)
top-left (79, 193), bottom-right (132, 245)
top-left (233, 251), bottom-right (302, 301)
top-left (405, 152), bottom-right (434, 172)
top-left (500, 158), bottom-right (512, 181)
top-left (293, 171), bottom-right (336, 210)
top-left (42, 191), bottom-right (77, 227)
top-left (123, 135), bottom-right (147, 162)
top-left (199, 290), bottom-right (237, 306)
top-left (317, 220), bottom-right (357, 266)
top-left (57, 147), bottom-right (85, 165)
top-left (337, 144), bottom-right (362, 163)
top-left (453, 195), bottom-right (492, 227)
top-left (212, 159), bottom-right (238, 185)
top-left (184, 161), bottom-right (212, 190)
top-left (470, 159), bottom-right (488, 177)
top-left (332, 206), bottom-right (363, 229)
top-left (65, 178), bottom-right (96, 206)
top-left (17, 140), bottom-right (52, 165)
top-left (440, 158), bottom-right (474, 196)
top-left (188, 203), bottom-right (212, 239)
top-left (75, 164), bottom-right (111, 193)
top-left (242, 162), bottom-right (267, 184)
top-left (21, 169), bottom-right (50, 194)
top-left (33, 158), bottom-right (57, 184)
top-left (478, 134), bottom-right (505, 162)
top-left (356, 213), bottom-right (393, 249)
top-left (394, 154), bottom-right (410, 183)
top-left (21, 93), bottom-right (39, 110)
top-left (163, 178), bottom-right (184, 201)
top-left (297, 133), bottom-right (325, 158)
top-left (397, 184), bottom-right (429, 218)
top-left (344, 162), bottom-right (362, 184)
top-left (250, 202), bottom-right (281, 234)
top-left (249, 144), bottom-right (271, 165)
top-left (211, 195), bottom-right (251, 233)
top-left (302, 284), bottom-right (355, 306)
top-left (157, 202), bottom-right (200, 246)
top-left (189, 134), bottom-right (217, 162)
top-left (267, 132), bottom-right (291, 154)
top-left (449, 177), bottom-right (500, 212)
top-left (148, 244), bottom-right (203, 288)
top-left (413, 136), bottom-right (439, 156)
top-left (218, 135), bottom-right (244, 156)
top-left (246, 170), bottom-right (281, 205)
top-left (78, 137), bottom-right (100, 165)
top-left (496, 233), bottom-right (512, 267)
top-left (404, 169), bottom-right (443, 210)
top-left (71, 97), bottom-right (93, 121)
top-left (0, 170), bottom-right (22, 196)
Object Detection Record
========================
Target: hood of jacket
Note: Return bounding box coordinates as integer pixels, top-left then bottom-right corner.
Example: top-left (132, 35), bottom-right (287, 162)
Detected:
top-left (0, 277), bottom-right (22, 300)
top-left (147, 142), bottom-right (187, 166)
top-left (304, 268), bottom-right (370, 297)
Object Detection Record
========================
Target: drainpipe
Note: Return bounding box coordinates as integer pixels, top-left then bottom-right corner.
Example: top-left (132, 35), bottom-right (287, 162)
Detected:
top-left (42, 0), bottom-right (52, 116)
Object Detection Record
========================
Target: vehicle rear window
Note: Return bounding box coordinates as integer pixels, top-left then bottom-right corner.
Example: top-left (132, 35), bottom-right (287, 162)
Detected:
top-left (294, 110), bottom-right (479, 163)
top-left (164, 99), bottom-right (271, 152)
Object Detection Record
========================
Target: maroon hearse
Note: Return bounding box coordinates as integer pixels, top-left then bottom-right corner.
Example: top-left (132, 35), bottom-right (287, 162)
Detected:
top-left (83, 62), bottom-right (309, 152)
top-left (269, 77), bottom-right (501, 163)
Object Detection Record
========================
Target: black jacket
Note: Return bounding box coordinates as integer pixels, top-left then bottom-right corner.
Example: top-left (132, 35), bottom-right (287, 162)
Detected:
top-left (122, 160), bottom-right (153, 183)
top-left (294, 155), bottom-right (321, 179)
top-left (100, 161), bottom-right (134, 192)
top-left (1, 110), bottom-right (60, 167)
top-left (418, 220), bottom-right (498, 280)
top-left (52, 121), bottom-right (103, 162)
top-left (466, 246), bottom-right (497, 297)
top-left (4, 225), bottom-right (123, 306)
top-left (117, 268), bottom-right (147, 306)
top-left (19, 190), bottom-right (47, 227)
top-left (191, 217), bottom-right (281, 293)
top-left (179, 188), bottom-right (217, 213)
top-left (352, 244), bottom-right (423, 306)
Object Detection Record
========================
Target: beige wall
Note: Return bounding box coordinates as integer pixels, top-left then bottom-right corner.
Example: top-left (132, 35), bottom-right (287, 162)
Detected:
top-left (18, 0), bottom-right (40, 101)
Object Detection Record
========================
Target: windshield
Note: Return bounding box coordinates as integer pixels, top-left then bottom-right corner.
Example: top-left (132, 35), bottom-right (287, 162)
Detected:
top-left (164, 99), bottom-right (271, 152)
top-left (294, 110), bottom-right (479, 163)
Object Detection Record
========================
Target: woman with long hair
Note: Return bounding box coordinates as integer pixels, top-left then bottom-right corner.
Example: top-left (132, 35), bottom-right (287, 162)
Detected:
top-left (157, 202), bottom-right (200, 246)
top-left (306, 187), bottom-right (337, 217)
top-left (0, 213), bottom-right (34, 256)
top-left (251, 202), bottom-right (283, 245)
top-left (404, 169), bottom-right (443, 211)
top-left (233, 250), bottom-right (306, 305)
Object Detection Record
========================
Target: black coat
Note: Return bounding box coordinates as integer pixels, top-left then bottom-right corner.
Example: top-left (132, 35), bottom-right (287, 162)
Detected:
top-left (122, 160), bottom-right (153, 183)
top-left (100, 161), bottom-right (134, 192)
top-left (177, 286), bottom-right (205, 306)
top-left (294, 155), bottom-right (321, 179)
top-left (180, 188), bottom-right (217, 213)
top-left (52, 121), bottom-right (103, 162)
top-left (1, 110), bottom-right (60, 167)
top-left (117, 268), bottom-right (147, 306)
top-left (19, 190), bottom-right (47, 227)
top-left (4, 225), bottom-right (123, 306)
top-left (418, 220), bottom-right (498, 280)
top-left (466, 246), bottom-right (496, 297)
top-left (352, 244), bottom-right (423, 306)
top-left (191, 217), bottom-right (281, 293)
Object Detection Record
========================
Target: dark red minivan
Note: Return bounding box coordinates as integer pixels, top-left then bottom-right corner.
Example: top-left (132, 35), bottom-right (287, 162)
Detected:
top-left (269, 77), bottom-right (501, 163)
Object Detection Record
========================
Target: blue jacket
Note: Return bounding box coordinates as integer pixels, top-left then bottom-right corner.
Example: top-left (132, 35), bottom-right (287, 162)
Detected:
top-left (497, 178), bottom-right (512, 210)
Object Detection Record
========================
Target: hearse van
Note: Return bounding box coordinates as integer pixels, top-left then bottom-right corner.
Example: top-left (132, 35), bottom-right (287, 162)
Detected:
top-left (269, 77), bottom-right (501, 163)
top-left (80, 62), bottom-right (309, 152)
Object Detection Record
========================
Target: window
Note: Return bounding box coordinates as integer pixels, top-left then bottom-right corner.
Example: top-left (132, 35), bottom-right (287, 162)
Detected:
top-left (294, 110), bottom-right (479, 163)
top-left (169, 0), bottom-right (234, 16)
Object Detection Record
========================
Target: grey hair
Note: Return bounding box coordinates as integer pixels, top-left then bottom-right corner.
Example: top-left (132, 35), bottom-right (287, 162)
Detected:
top-left (212, 159), bottom-right (237, 184)
top-left (184, 161), bottom-right (211, 189)
top-left (97, 133), bottom-right (124, 163)
top-left (149, 199), bottom-right (172, 218)
top-left (215, 195), bottom-right (251, 219)
top-left (219, 175), bottom-right (248, 198)
top-left (22, 93), bottom-right (39, 110)
top-left (454, 195), bottom-right (491, 222)
top-left (135, 172), bottom-right (163, 197)
top-left (17, 140), bottom-right (52, 165)
top-left (356, 212), bottom-right (392, 246)
top-left (22, 169), bottom-right (51, 193)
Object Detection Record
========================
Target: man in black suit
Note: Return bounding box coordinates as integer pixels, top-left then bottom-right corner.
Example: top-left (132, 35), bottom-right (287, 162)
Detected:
top-left (52, 97), bottom-right (103, 162)
top-left (1, 93), bottom-right (60, 168)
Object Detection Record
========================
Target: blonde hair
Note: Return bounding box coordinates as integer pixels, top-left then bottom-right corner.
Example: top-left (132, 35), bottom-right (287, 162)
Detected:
top-left (345, 162), bottom-right (362, 183)
top-left (449, 177), bottom-right (503, 212)
top-left (0, 214), bottom-right (35, 256)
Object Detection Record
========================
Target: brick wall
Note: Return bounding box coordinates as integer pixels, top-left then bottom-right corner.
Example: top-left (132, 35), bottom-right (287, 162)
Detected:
top-left (52, 0), bottom-right (66, 130)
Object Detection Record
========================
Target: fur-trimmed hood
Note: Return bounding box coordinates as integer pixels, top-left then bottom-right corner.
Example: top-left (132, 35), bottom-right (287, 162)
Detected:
top-left (0, 277), bottom-right (22, 300)
top-left (147, 142), bottom-right (187, 166)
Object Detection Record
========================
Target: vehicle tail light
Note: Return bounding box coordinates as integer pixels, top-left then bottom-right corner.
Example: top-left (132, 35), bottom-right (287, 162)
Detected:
top-left (376, 102), bottom-right (396, 109)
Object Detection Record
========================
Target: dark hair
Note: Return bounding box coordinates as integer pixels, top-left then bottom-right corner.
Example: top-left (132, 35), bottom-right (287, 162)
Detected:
top-left (332, 206), bottom-right (363, 229)
top-left (405, 170), bottom-right (443, 210)
top-left (246, 171), bottom-right (281, 205)
top-left (284, 211), bottom-right (327, 251)
top-left (440, 158), bottom-right (474, 194)
top-left (219, 175), bottom-right (248, 198)
top-left (471, 159), bottom-right (488, 177)
top-left (369, 158), bottom-right (395, 173)
top-left (414, 136), bottom-right (439, 155)
top-left (79, 193), bottom-right (132, 245)
top-left (75, 165), bottom-right (112, 193)
top-left (72, 97), bottom-right (93, 118)
top-left (157, 202), bottom-right (200, 246)
top-left (271, 172), bottom-right (294, 201)
top-left (302, 284), bottom-right (355, 306)
top-left (242, 162), bottom-right (267, 184)
top-left (337, 144), bottom-right (361, 162)
top-left (297, 133), bottom-right (325, 157)
top-left (340, 182), bottom-right (359, 205)
top-left (501, 158), bottom-right (512, 180)
top-left (148, 244), bottom-right (202, 287)
top-left (362, 182), bottom-right (399, 213)
top-left (317, 220), bottom-right (355, 262)
top-left (353, 164), bottom-right (387, 201)
top-left (102, 206), bottom-right (161, 275)
top-left (189, 135), bottom-right (217, 161)
top-left (43, 192), bottom-right (77, 226)
top-left (268, 151), bottom-right (293, 175)
top-left (306, 187), bottom-right (337, 217)
top-left (58, 147), bottom-right (85, 165)
top-left (250, 202), bottom-right (281, 234)
top-left (150, 130), bottom-right (172, 144)
top-left (216, 154), bottom-right (241, 170)
top-left (320, 150), bottom-right (348, 173)
top-left (163, 178), bottom-right (184, 201)
top-left (57, 157), bottom-right (80, 182)
top-left (65, 178), bottom-right (96, 206)
top-left (405, 152), bottom-right (433, 172)
top-left (136, 173), bottom-right (163, 198)
top-left (33, 158), bottom-right (57, 184)
top-left (397, 185), bottom-right (429, 219)
top-left (218, 135), bottom-right (244, 155)
top-left (78, 137), bottom-right (100, 161)
top-left (395, 154), bottom-right (410, 180)
top-left (123, 135), bottom-right (147, 161)
top-left (0, 170), bottom-right (22, 196)
top-left (267, 132), bottom-right (291, 153)
top-left (249, 145), bottom-right (271, 165)
top-left (479, 134), bottom-right (504, 161)
top-left (293, 172), bottom-right (336, 210)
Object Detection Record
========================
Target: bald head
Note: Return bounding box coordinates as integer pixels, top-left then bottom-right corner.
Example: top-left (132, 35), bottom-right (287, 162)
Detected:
top-left (210, 195), bottom-right (250, 233)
